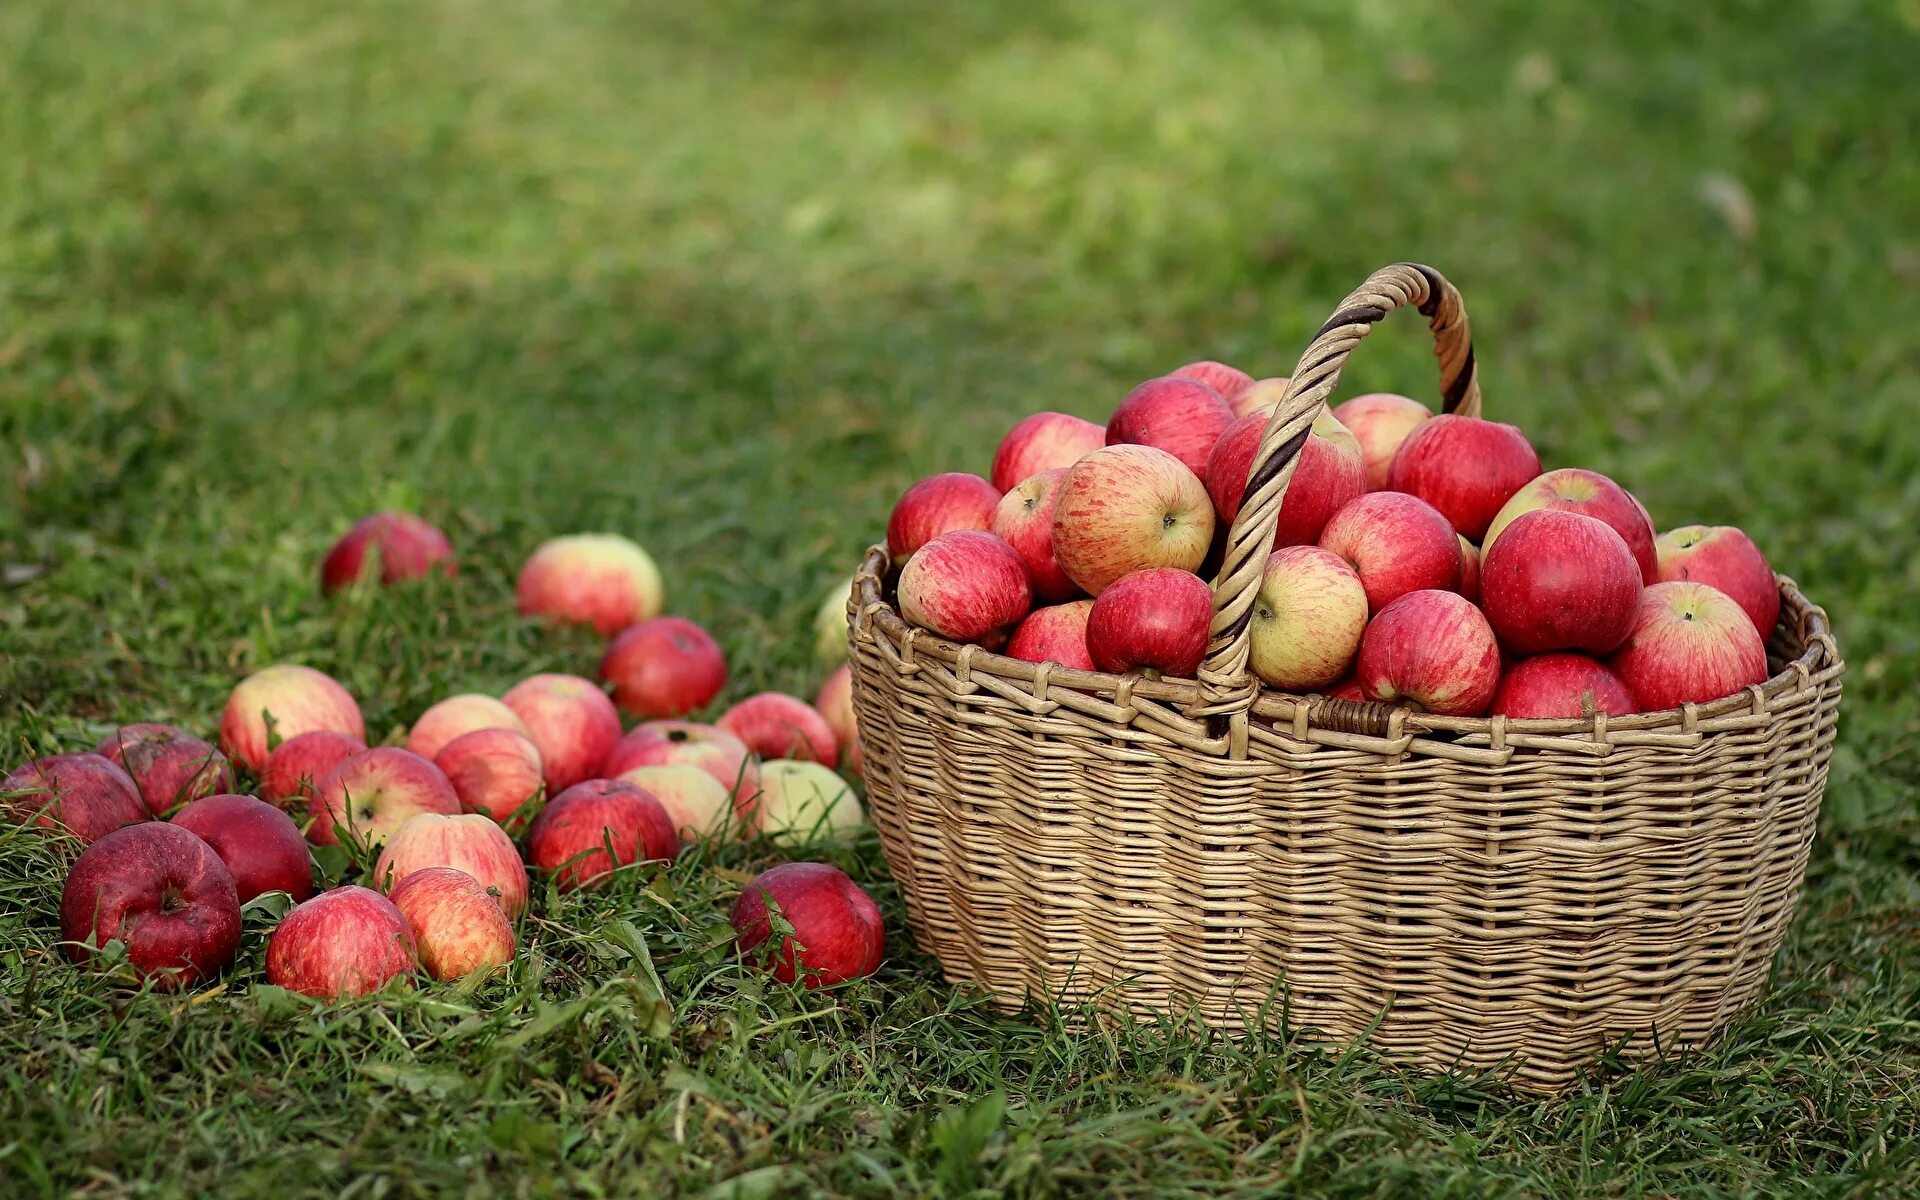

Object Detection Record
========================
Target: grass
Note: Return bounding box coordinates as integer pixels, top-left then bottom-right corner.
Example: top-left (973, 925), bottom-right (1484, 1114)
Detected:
top-left (4, 0), bottom-right (1919, 1194)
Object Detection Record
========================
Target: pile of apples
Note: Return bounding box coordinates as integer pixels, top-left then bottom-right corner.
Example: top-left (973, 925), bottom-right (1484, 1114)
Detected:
top-left (3, 523), bottom-right (883, 999)
top-left (889, 362), bottom-right (1782, 720)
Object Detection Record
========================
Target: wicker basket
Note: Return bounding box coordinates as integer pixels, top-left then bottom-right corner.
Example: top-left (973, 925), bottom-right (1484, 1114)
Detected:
top-left (845, 263), bottom-right (1844, 1090)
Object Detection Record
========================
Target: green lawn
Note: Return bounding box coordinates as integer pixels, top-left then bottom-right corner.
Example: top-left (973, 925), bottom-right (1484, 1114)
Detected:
top-left (5, 1), bottom-right (1919, 1195)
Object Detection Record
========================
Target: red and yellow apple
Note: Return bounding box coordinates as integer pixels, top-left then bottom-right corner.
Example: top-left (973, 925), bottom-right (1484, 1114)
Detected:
top-left (599, 616), bottom-right (729, 718)
top-left (404, 694), bottom-right (528, 762)
top-left (814, 576), bottom-right (856, 665)
top-left (1484, 468), bottom-right (1659, 584)
top-left (1105, 375), bottom-right (1236, 478)
top-left (1608, 581), bottom-right (1769, 712)
top-left (500, 673), bottom-right (622, 792)
top-left (307, 747), bottom-right (460, 850)
top-left (219, 664), bottom-right (364, 772)
top-left (1354, 589), bottom-right (1501, 716)
top-left (1228, 376), bottom-right (1292, 420)
top-left (515, 533), bottom-right (664, 636)
top-left (372, 811), bottom-right (529, 916)
top-left (320, 512), bottom-right (455, 594)
top-left (433, 727), bottom-right (546, 822)
top-left (990, 412), bottom-right (1106, 492)
top-left (754, 759), bottom-right (866, 845)
top-left (258, 730), bottom-right (365, 810)
top-left (603, 721), bottom-right (758, 806)
top-left (1004, 600), bottom-right (1096, 670)
top-left (613, 764), bottom-right (737, 843)
top-left (525, 779), bottom-right (679, 891)
top-left (1205, 407), bottom-right (1365, 547)
top-left (897, 530), bottom-right (1032, 646)
top-left (1655, 525), bottom-right (1780, 639)
top-left (1052, 445), bottom-right (1215, 595)
top-left (1247, 546), bottom-right (1368, 692)
top-left (1317, 491), bottom-right (1462, 612)
top-left (266, 885), bottom-right (418, 999)
top-left (991, 468), bottom-right (1080, 604)
top-left (719, 691), bottom-right (841, 766)
top-left (389, 867), bottom-right (516, 980)
top-left (1331, 393), bottom-right (1432, 491)
top-left (1457, 536), bottom-right (1481, 604)
top-left (1172, 360), bottom-right (1255, 405)
top-left (814, 666), bottom-right (859, 777)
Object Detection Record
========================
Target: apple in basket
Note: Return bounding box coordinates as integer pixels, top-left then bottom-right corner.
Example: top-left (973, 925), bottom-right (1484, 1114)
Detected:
top-left (514, 533), bottom-right (664, 636)
top-left (93, 723), bottom-right (234, 816)
top-left (1456, 536), bottom-right (1481, 604)
top-left (731, 862), bottom-right (884, 987)
top-left (2, 752), bottom-right (149, 844)
top-left (1483, 468), bottom-right (1659, 585)
top-left (219, 664), bottom-right (365, 772)
top-left (990, 412), bottom-right (1106, 493)
top-left (1005, 600), bottom-right (1096, 671)
top-left (1085, 568), bottom-right (1212, 678)
top-left (1247, 546), bottom-right (1368, 692)
top-left (266, 885), bottom-right (418, 999)
top-left (1479, 509), bottom-right (1641, 656)
top-left (1353, 589), bottom-right (1501, 716)
top-left (1171, 360), bottom-right (1255, 405)
top-left (1491, 654), bottom-right (1639, 719)
top-left (992, 468), bottom-right (1080, 604)
top-left (171, 792), bottom-right (315, 902)
top-left (501, 673), bottom-right (623, 793)
top-left (433, 728), bottom-right (546, 822)
top-left (1386, 414), bottom-right (1542, 541)
top-left (886, 472), bottom-right (1001, 559)
top-left (259, 730), bottom-right (365, 809)
top-left (1317, 491), bottom-right (1462, 612)
top-left (59, 822), bottom-right (242, 989)
top-left (319, 512), bottom-right (455, 593)
top-left (1607, 581), bottom-right (1769, 711)
top-left (1331, 393), bottom-right (1432, 491)
top-left (1205, 408), bottom-right (1366, 548)
top-left (1051, 445), bottom-right (1215, 595)
top-left (897, 530), bottom-right (1031, 646)
top-left (1655, 524), bottom-right (1780, 638)
top-left (389, 867), bottom-right (516, 981)
top-left (1105, 375), bottom-right (1236, 478)
top-left (404, 694), bottom-right (529, 761)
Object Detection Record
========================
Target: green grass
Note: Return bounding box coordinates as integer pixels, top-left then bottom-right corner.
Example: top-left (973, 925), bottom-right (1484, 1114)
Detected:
top-left (4, 0), bottom-right (1920, 1194)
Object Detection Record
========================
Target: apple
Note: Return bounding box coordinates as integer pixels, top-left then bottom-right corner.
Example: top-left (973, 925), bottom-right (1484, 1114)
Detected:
top-left (434, 728), bottom-right (546, 822)
top-left (814, 575), bottom-right (856, 665)
top-left (501, 673), bottom-right (623, 792)
top-left (1479, 509), bottom-right (1641, 656)
top-left (92, 724), bottom-right (234, 816)
top-left (1228, 376), bottom-right (1291, 419)
top-left (59, 822), bottom-right (240, 989)
top-left (1457, 536), bottom-right (1481, 604)
top-left (1005, 600), bottom-right (1096, 670)
top-left (604, 721), bottom-right (759, 807)
top-left (719, 692), bottom-right (840, 766)
top-left (990, 412), bottom-right (1106, 492)
top-left (1052, 445), bottom-right (1215, 595)
top-left (1354, 590), bottom-right (1502, 716)
top-left (525, 779), bottom-right (679, 891)
top-left (1085, 567), bottom-right (1212, 677)
top-left (515, 532), bottom-right (664, 636)
top-left (404, 694), bottom-right (529, 761)
top-left (1656, 525), bottom-right (1781, 639)
top-left (885, 472), bottom-right (1001, 559)
top-left (1484, 468), bottom-right (1659, 584)
top-left (1608, 581), bottom-right (1769, 712)
top-left (1105, 375), bottom-right (1236, 478)
top-left (1317, 492), bottom-right (1463, 612)
top-left (389, 867), bottom-right (516, 981)
top-left (259, 730), bottom-right (365, 809)
top-left (2, 753), bottom-right (148, 844)
top-left (307, 747), bottom-right (461, 850)
top-left (1247, 546), bottom-right (1368, 691)
top-left (897, 530), bottom-right (1032, 645)
top-left (171, 793), bottom-right (314, 902)
top-left (1386, 414), bottom-right (1542, 540)
top-left (1172, 360), bottom-right (1255, 404)
top-left (613, 764), bottom-right (737, 843)
top-left (598, 615), bottom-right (729, 720)
top-left (1205, 407), bottom-right (1366, 547)
top-left (731, 862), bottom-right (884, 987)
top-left (319, 512), bottom-right (455, 593)
top-left (814, 664), bottom-right (857, 756)
top-left (372, 812), bottom-right (529, 916)
top-left (1492, 654), bottom-right (1639, 719)
top-left (754, 759), bottom-right (866, 845)
top-left (266, 885), bottom-right (418, 999)
top-left (1331, 393), bottom-right (1432, 491)
top-left (219, 664), bottom-right (364, 772)
top-left (991, 468), bottom-right (1080, 604)
top-left (1325, 676), bottom-right (1368, 702)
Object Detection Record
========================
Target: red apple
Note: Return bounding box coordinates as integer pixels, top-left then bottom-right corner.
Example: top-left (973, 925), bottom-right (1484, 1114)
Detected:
top-left (501, 673), bottom-right (622, 792)
top-left (259, 730), bottom-right (366, 809)
top-left (897, 530), bottom-right (1032, 646)
top-left (266, 885), bottom-right (417, 999)
top-left (1229, 376), bottom-right (1291, 420)
top-left (389, 867), bottom-right (516, 980)
top-left (372, 812), bottom-right (529, 916)
top-left (1457, 536), bottom-right (1481, 604)
top-left (515, 533), bottom-right (664, 636)
top-left (1480, 509), bottom-right (1641, 656)
top-left (1325, 676), bottom-right (1368, 702)
top-left (885, 472), bottom-right (1001, 559)
top-left (93, 724), bottom-right (234, 816)
top-left (1485, 468), bottom-right (1659, 584)
top-left (1052, 445), bottom-right (1215, 595)
top-left (612, 764), bottom-right (737, 843)
top-left (1171, 360), bottom-right (1254, 404)
top-left (1354, 589), bottom-right (1501, 716)
top-left (525, 779), bottom-right (678, 891)
top-left (1608, 582), bottom-right (1769, 711)
top-left (171, 793), bottom-right (314, 902)
top-left (319, 512), bottom-right (455, 593)
top-left (1247, 546), bottom-right (1368, 691)
top-left (1317, 492), bottom-right (1463, 612)
top-left (990, 412), bottom-right (1106, 492)
top-left (814, 666), bottom-right (859, 774)
top-left (1491, 654), bottom-right (1639, 719)
top-left (604, 721), bottom-right (758, 808)
top-left (1105, 375), bottom-right (1236, 478)
top-left (1386, 414), bottom-right (1542, 540)
top-left (434, 727), bottom-right (545, 822)
top-left (219, 664), bottom-right (364, 772)
top-left (1205, 407), bottom-right (1366, 547)
top-left (1655, 525), bottom-right (1780, 639)
top-left (307, 747), bottom-right (460, 850)
top-left (731, 862), bottom-right (884, 988)
top-left (599, 616), bottom-right (729, 718)
top-left (719, 692), bottom-right (840, 766)
top-left (1331, 393), bottom-right (1432, 491)
top-left (991, 468), bottom-right (1080, 604)
top-left (753, 760), bottom-right (866, 845)
top-left (404, 694), bottom-right (529, 761)
top-left (1085, 567), bottom-right (1212, 678)
top-left (1005, 600), bottom-right (1096, 670)
top-left (2, 753), bottom-right (148, 844)
top-left (59, 822), bottom-right (240, 989)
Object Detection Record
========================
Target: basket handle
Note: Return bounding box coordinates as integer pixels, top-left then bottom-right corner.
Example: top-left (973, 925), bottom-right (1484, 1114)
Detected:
top-left (1198, 263), bottom-right (1480, 700)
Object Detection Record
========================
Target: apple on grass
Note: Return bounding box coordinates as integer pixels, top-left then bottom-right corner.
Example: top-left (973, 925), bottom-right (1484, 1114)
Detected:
top-left (3, 753), bottom-right (148, 844)
top-left (1052, 445), bottom-right (1216, 595)
top-left (1205, 407), bottom-right (1366, 547)
top-left (1479, 509), bottom-right (1642, 656)
top-left (259, 730), bottom-right (366, 809)
top-left (1354, 590), bottom-right (1502, 716)
top-left (1105, 376), bottom-right (1236, 478)
top-left (600, 616), bottom-right (728, 718)
top-left (434, 728), bottom-right (546, 823)
top-left (219, 664), bottom-right (364, 772)
top-left (991, 413), bottom-right (1106, 493)
top-left (614, 764), bottom-right (738, 843)
top-left (526, 779), bottom-right (679, 891)
top-left (1005, 600), bottom-right (1096, 671)
top-left (1317, 491), bottom-right (1462, 612)
top-left (886, 473), bottom-right (1002, 559)
top-left (604, 721), bottom-right (758, 809)
top-left (1331, 393), bottom-right (1432, 491)
top-left (389, 867), bottom-right (516, 981)
top-left (1228, 377), bottom-right (1291, 420)
top-left (307, 748), bottom-right (460, 850)
top-left (1483, 468), bottom-right (1659, 584)
top-left (755, 760), bottom-right (865, 845)
top-left (501, 673), bottom-right (623, 792)
top-left (897, 530), bottom-right (1032, 646)
top-left (171, 793), bottom-right (314, 902)
top-left (814, 576), bottom-right (856, 666)
top-left (1457, 536), bottom-right (1481, 604)
top-left (1386, 414), bottom-right (1542, 541)
top-left (1608, 581), bottom-right (1769, 712)
top-left (515, 533), bottom-right (664, 636)
top-left (93, 724), bottom-right (234, 816)
top-left (1656, 525), bottom-right (1780, 639)
top-left (59, 822), bottom-right (240, 989)
top-left (1172, 360), bottom-right (1255, 405)
top-left (814, 666), bottom-right (861, 777)
top-left (719, 692), bottom-right (840, 766)
top-left (1247, 546), bottom-right (1368, 692)
top-left (320, 512), bottom-right (455, 594)
top-left (372, 812), bottom-right (530, 916)
top-left (992, 469), bottom-right (1080, 604)
top-left (731, 862), bottom-right (884, 988)
top-left (1492, 654), bottom-right (1639, 719)
top-left (404, 694), bottom-right (529, 761)
top-left (1085, 568), bottom-right (1212, 678)
top-left (266, 886), bottom-right (417, 999)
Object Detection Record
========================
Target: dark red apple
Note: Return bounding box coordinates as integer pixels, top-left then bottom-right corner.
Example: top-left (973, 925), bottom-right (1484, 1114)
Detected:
top-left (1480, 509), bottom-right (1641, 656)
top-left (93, 724), bottom-right (234, 815)
top-left (1492, 654), bottom-right (1639, 719)
top-left (59, 822), bottom-right (241, 989)
top-left (3, 753), bottom-right (148, 844)
top-left (319, 512), bottom-right (455, 593)
top-left (171, 793), bottom-right (314, 902)
top-left (1085, 567), bottom-right (1213, 678)
top-left (599, 616), bottom-right (728, 719)
top-left (1386, 414), bottom-right (1542, 541)
top-left (730, 862), bottom-right (884, 988)
top-left (525, 779), bottom-right (679, 891)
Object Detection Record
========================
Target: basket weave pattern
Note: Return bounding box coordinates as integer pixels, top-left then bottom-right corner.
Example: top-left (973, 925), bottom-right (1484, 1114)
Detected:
top-left (846, 264), bottom-right (1844, 1089)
